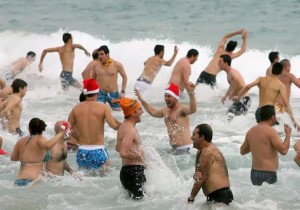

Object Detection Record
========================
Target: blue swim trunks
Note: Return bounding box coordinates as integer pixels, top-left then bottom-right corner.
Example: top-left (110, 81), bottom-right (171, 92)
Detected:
top-left (76, 145), bottom-right (109, 170)
top-left (97, 90), bottom-right (120, 109)
top-left (60, 71), bottom-right (79, 90)
top-left (14, 179), bottom-right (33, 186)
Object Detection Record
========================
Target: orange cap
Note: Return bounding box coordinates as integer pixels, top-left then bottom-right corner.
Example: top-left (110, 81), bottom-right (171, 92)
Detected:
top-left (112, 98), bottom-right (141, 117)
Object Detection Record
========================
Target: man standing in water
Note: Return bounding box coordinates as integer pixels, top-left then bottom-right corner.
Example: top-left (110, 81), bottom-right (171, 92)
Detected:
top-left (135, 82), bottom-right (196, 152)
top-left (115, 97), bottom-right (146, 200)
top-left (196, 29), bottom-right (248, 88)
top-left (92, 45), bottom-right (127, 110)
top-left (240, 105), bottom-right (291, 185)
top-left (68, 79), bottom-right (120, 175)
top-left (168, 49), bottom-right (198, 93)
top-left (134, 45), bottom-right (178, 92)
top-left (39, 33), bottom-right (90, 91)
top-left (188, 123), bottom-right (233, 205)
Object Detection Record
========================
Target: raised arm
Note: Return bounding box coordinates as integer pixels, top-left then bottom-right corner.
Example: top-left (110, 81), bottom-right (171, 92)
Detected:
top-left (182, 82), bottom-right (197, 115)
top-left (39, 47), bottom-right (60, 72)
top-left (163, 46), bottom-right (178, 66)
top-left (134, 89), bottom-right (164, 118)
top-left (73, 44), bottom-right (90, 57)
top-left (38, 131), bottom-right (64, 150)
top-left (217, 29), bottom-right (244, 51)
top-left (231, 30), bottom-right (248, 59)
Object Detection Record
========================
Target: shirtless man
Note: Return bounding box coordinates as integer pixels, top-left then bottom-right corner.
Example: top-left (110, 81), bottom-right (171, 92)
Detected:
top-left (168, 49), bottom-right (198, 93)
top-left (188, 124), bottom-right (233, 205)
top-left (45, 120), bottom-right (78, 178)
top-left (92, 45), bottom-right (127, 110)
top-left (293, 140), bottom-right (300, 166)
top-left (135, 82), bottom-right (196, 152)
top-left (196, 29), bottom-right (248, 88)
top-left (275, 59), bottom-right (300, 112)
top-left (134, 45), bottom-right (178, 92)
top-left (233, 62), bottom-right (300, 130)
top-left (39, 33), bottom-right (90, 91)
top-left (266, 51), bottom-right (280, 76)
top-left (0, 79), bottom-right (27, 136)
top-left (81, 49), bottom-right (99, 79)
top-left (68, 79), bottom-right (120, 175)
top-left (115, 98), bottom-right (146, 200)
top-left (240, 105), bottom-right (291, 185)
top-left (0, 51), bottom-right (36, 84)
top-left (219, 54), bottom-right (251, 119)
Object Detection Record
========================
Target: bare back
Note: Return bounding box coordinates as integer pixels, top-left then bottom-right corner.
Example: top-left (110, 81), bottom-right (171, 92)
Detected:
top-left (82, 60), bottom-right (99, 79)
top-left (140, 56), bottom-right (164, 83)
top-left (46, 141), bottom-right (68, 176)
top-left (68, 101), bottom-right (110, 145)
top-left (58, 45), bottom-right (75, 71)
top-left (163, 105), bottom-right (193, 148)
top-left (168, 57), bottom-right (190, 91)
top-left (205, 50), bottom-right (231, 75)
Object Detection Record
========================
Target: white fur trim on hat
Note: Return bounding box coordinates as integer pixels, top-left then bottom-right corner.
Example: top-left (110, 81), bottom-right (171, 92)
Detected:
top-left (164, 89), bottom-right (179, 100)
top-left (83, 88), bottom-right (99, 95)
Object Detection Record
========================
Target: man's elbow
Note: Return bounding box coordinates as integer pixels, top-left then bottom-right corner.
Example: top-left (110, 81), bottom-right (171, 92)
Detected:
top-left (279, 148), bottom-right (289, 155)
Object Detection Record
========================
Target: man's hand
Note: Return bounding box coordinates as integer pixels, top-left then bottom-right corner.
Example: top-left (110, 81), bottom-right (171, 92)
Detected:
top-left (38, 63), bottom-right (43, 72)
top-left (134, 89), bottom-right (143, 101)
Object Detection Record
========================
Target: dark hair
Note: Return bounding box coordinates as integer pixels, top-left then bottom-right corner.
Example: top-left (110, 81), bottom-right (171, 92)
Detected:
top-left (268, 51), bottom-right (279, 64)
top-left (26, 51), bottom-right (36, 58)
top-left (29, 118), bottom-right (47, 135)
top-left (62, 33), bottom-right (72, 43)
top-left (154, 45), bottom-right (164, 55)
top-left (195, 123), bottom-right (213, 142)
top-left (259, 105), bottom-right (275, 121)
top-left (98, 45), bottom-right (109, 54)
top-left (280, 59), bottom-right (290, 68)
top-left (79, 92), bottom-right (86, 102)
top-left (220, 54), bottom-right (232, 66)
top-left (186, 49), bottom-right (199, 58)
top-left (272, 62), bottom-right (283, 75)
top-left (225, 40), bottom-right (237, 52)
top-left (92, 49), bottom-right (99, 60)
top-left (11, 78), bottom-right (27, 93)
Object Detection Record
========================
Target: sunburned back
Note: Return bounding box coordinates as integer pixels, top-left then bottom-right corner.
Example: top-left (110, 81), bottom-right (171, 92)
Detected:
top-left (58, 45), bottom-right (75, 71)
top-left (141, 56), bottom-right (163, 82)
top-left (246, 124), bottom-right (279, 171)
top-left (259, 77), bottom-right (282, 107)
top-left (72, 101), bottom-right (106, 145)
top-left (202, 145), bottom-right (230, 195)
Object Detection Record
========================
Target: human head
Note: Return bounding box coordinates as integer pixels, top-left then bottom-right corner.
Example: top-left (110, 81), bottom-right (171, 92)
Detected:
top-left (54, 120), bottom-right (71, 134)
top-left (98, 45), bottom-right (109, 54)
top-left (154, 45), bottom-right (164, 55)
top-left (26, 51), bottom-right (36, 58)
top-left (11, 78), bottom-right (27, 93)
top-left (186, 49), bottom-right (199, 64)
top-left (29, 118), bottom-right (47, 135)
top-left (92, 49), bottom-right (99, 60)
top-left (165, 83), bottom-right (180, 100)
top-left (195, 123), bottom-right (213, 142)
top-left (62, 33), bottom-right (72, 43)
top-left (268, 51), bottom-right (279, 64)
top-left (280, 59), bottom-right (291, 72)
top-left (83, 79), bottom-right (99, 97)
top-left (225, 41), bottom-right (237, 52)
top-left (259, 105), bottom-right (276, 122)
top-left (98, 45), bottom-right (110, 63)
top-left (271, 62), bottom-right (283, 75)
top-left (114, 98), bottom-right (142, 119)
top-left (220, 54), bottom-right (232, 66)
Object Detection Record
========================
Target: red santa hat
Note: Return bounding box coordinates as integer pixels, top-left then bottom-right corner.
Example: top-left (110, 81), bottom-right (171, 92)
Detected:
top-left (83, 79), bottom-right (99, 95)
top-left (164, 83), bottom-right (180, 100)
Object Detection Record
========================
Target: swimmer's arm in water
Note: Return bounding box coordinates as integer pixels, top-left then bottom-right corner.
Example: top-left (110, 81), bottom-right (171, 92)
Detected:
top-left (221, 85), bottom-right (232, 104)
top-left (134, 89), bottom-right (164, 118)
top-left (240, 135), bottom-right (250, 155)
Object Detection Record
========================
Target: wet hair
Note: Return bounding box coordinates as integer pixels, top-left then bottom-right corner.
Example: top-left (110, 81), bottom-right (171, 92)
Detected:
top-left (220, 54), bottom-right (232, 66)
top-left (11, 78), bottom-right (27, 93)
top-left (268, 51), bottom-right (279, 64)
top-left (259, 105), bottom-right (275, 121)
top-left (29, 118), bottom-right (47, 135)
top-left (92, 49), bottom-right (99, 60)
top-left (225, 40), bottom-right (237, 52)
top-left (280, 59), bottom-right (290, 68)
top-left (186, 49), bottom-right (199, 58)
top-left (154, 45), bottom-right (164, 55)
top-left (26, 51), bottom-right (36, 58)
top-left (271, 62), bottom-right (283, 75)
top-left (62, 33), bottom-right (72, 43)
top-left (98, 45), bottom-right (109, 54)
top-left (195, 123), bottom-right (213, 143)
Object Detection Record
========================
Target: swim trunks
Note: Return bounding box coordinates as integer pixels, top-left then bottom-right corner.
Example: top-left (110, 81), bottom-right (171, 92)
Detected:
top-left (76, 145), bottom-right (109, 170)
top-left (228, 96), bottom-right (251, 116)
top-left (97, 90), bottom-right (120, 109)
top-left (251, 168), bottom-right (277, 186)
top-left (134, 77), bottom-right (152, 93)
top-left (275, 103), bottom-right (286, 113)
top-left (206, 187), bottom-right (233, 205)
top-left (120, 165), bottom-right (146, 200)
top-left (196, 71), bottom-right (216, 88)
top-left (14, 179), bottom-right (33, 186)
top-left (60, 71), bottom-right (79, 90)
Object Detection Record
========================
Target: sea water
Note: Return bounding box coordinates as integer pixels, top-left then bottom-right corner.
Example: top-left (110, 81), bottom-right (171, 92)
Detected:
top-left (1, 1), bottom-right (300, 209)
